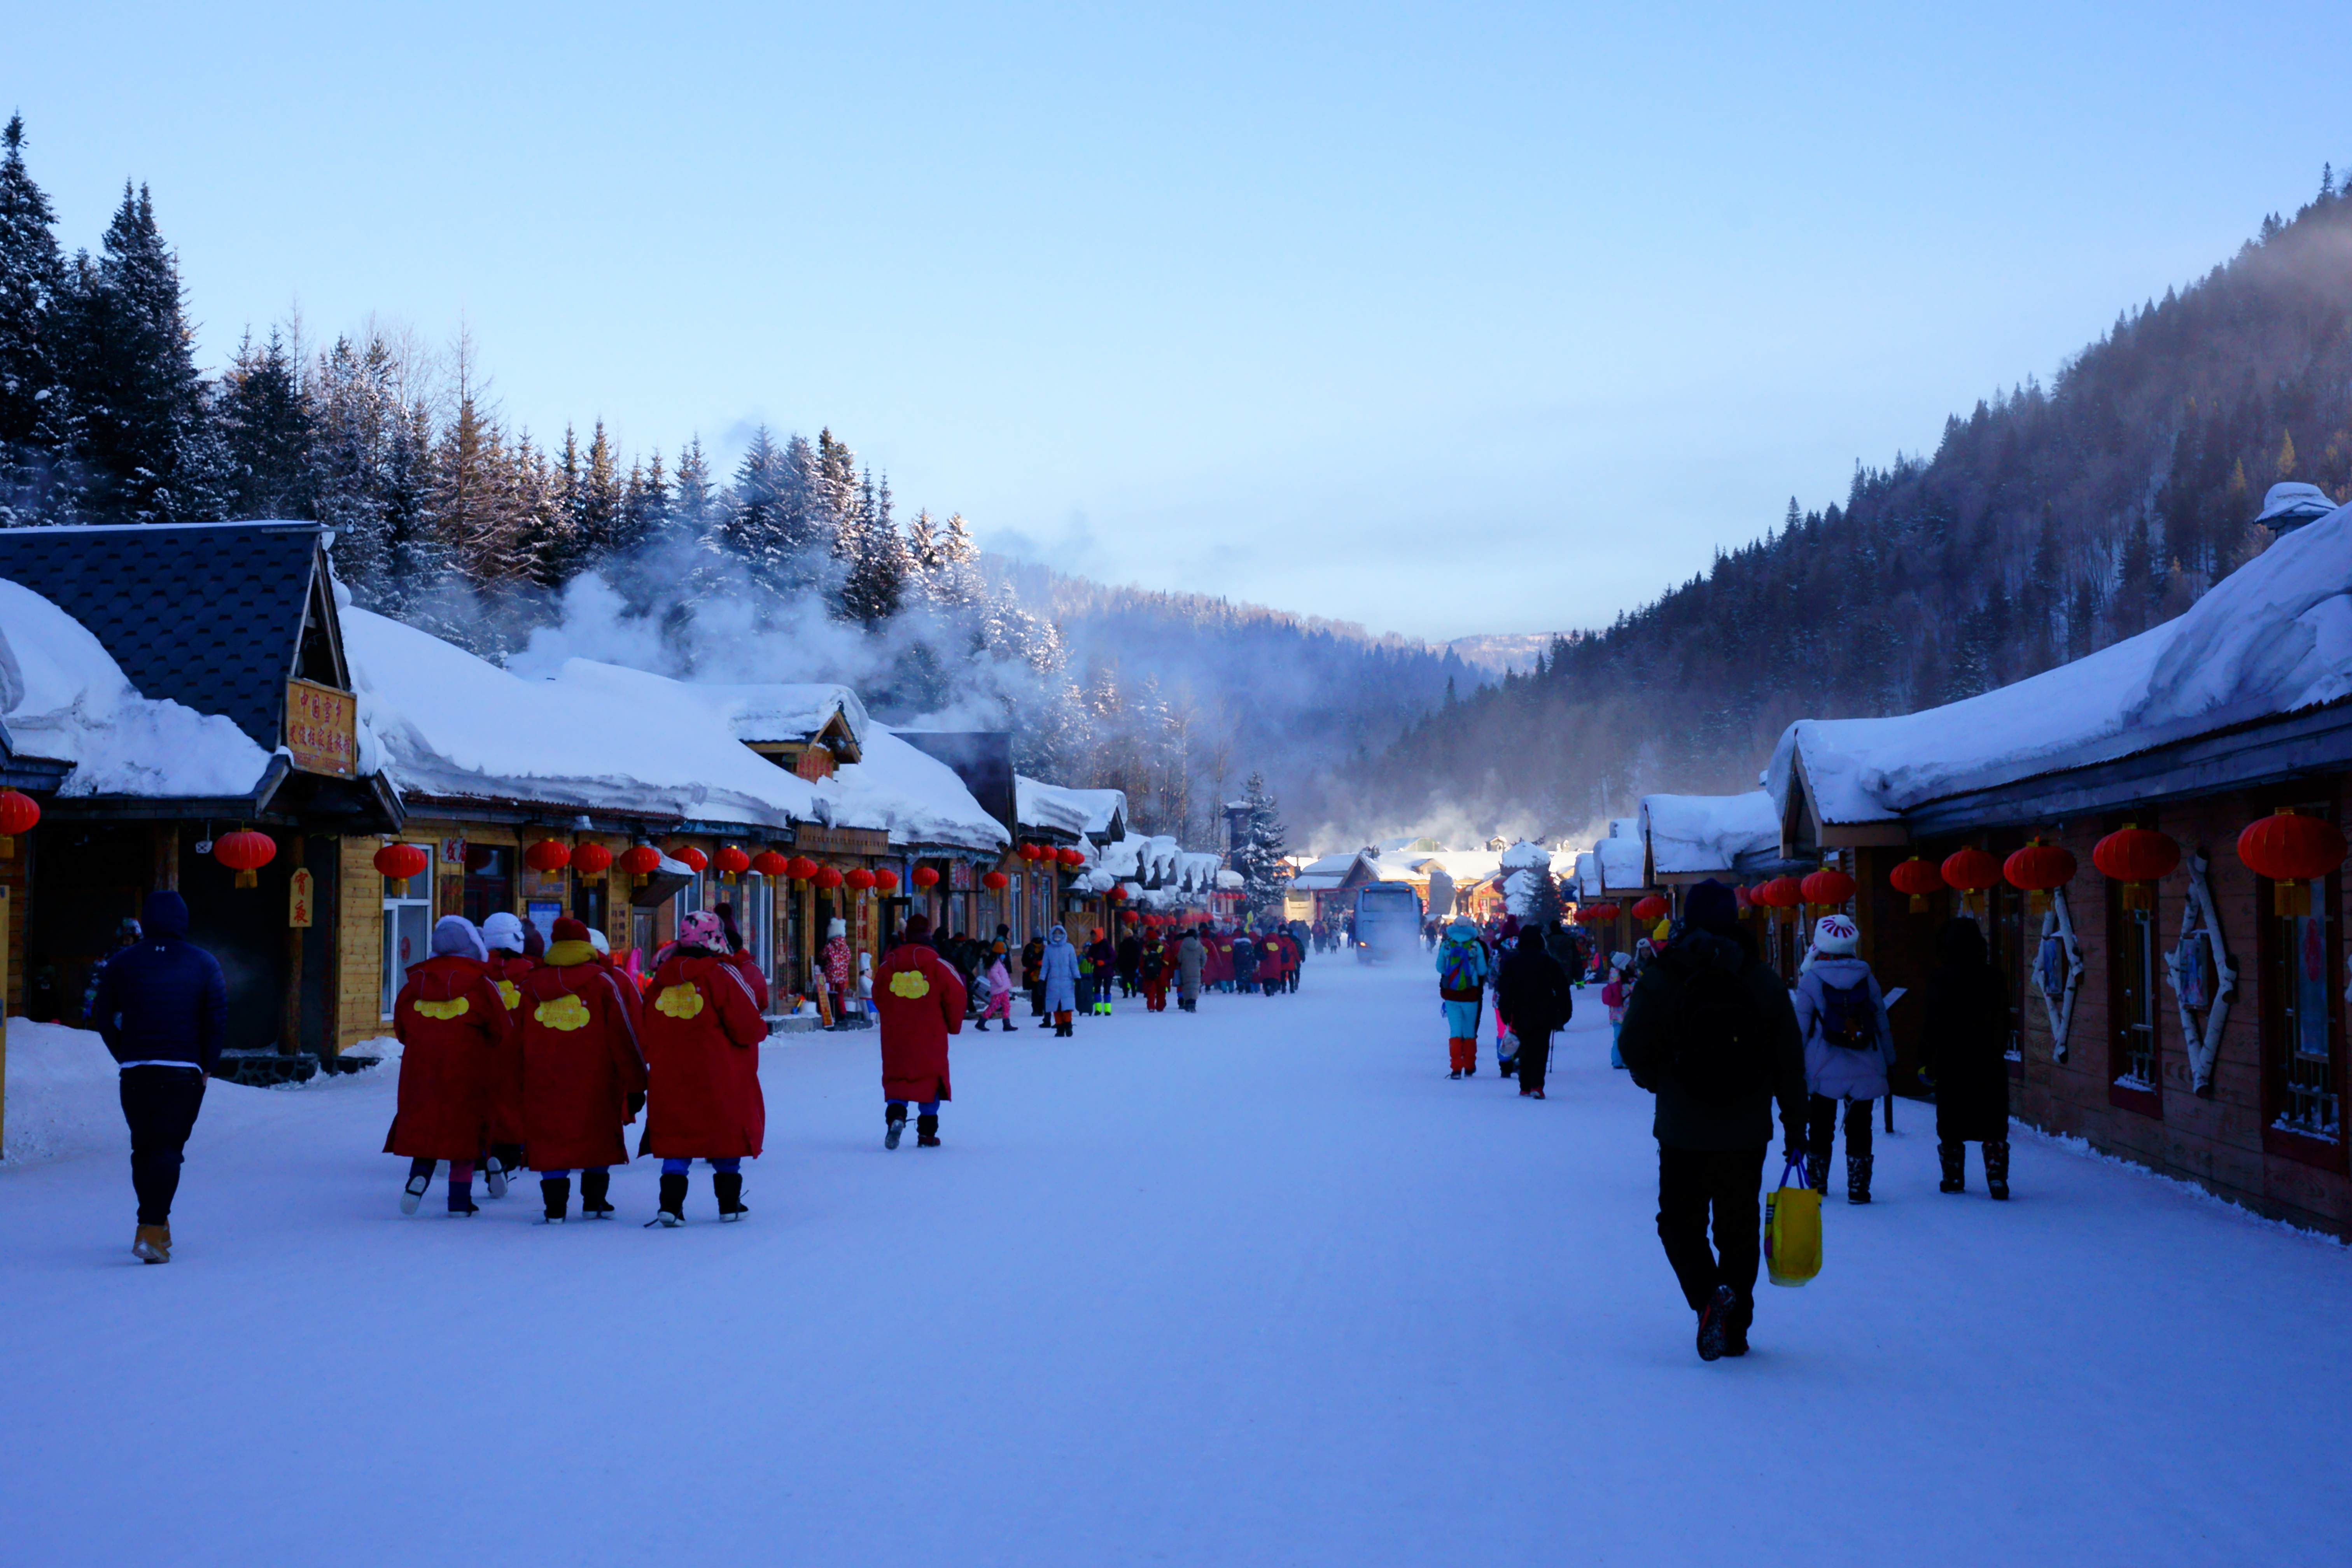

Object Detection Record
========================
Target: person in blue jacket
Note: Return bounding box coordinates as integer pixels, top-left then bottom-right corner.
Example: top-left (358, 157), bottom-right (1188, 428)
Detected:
top-left (1040, 925), bottom-right (1081, 1036)
top-left (88, 890), bottom-right (228, 1264)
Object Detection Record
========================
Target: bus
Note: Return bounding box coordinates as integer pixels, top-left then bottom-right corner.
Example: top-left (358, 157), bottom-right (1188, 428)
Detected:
top-left (1353, 882), bottom-right (1425, 963)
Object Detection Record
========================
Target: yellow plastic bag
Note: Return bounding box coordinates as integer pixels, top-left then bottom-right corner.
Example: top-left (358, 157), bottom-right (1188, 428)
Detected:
top-left (1764, 1162), bottom-right (1821, 1287)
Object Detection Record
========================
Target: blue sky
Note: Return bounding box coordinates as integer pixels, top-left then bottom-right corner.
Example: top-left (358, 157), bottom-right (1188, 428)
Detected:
top-left (12, 2), bottom-right (2346, 640)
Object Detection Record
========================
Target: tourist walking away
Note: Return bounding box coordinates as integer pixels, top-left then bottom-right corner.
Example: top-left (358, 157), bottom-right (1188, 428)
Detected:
top-left (1436, 916), bottom-right (1491, 1078)
top-left (1176, 927), bottom-right (1206, 1012)
top-left (1209, 928), bottom-right (1234, 992)
top-left (1041, 924), bottom-right (1081, 1035)
top-left (1139, 938), bottom-right (1169, 1012)
top-left (1232, 930), bottom-right (1260, 995)
top-left (1255, 929), bottom-right (1286, 996)
top-left (1792, 912), bottom-right (1895, 1203)
top-left (1602, 956), bottom-right (1631, 1068)
top-left (1616, 878), bottom-right (1805, 1362)
top-left (520, 916), bottom-right (648, 1222)
top-left (89, 890), bottom-right (226, 1264)
top-left (1087, 928), bottom-right (1116, 1015)
top-left (1495, 923), bottom-right (1574, 1097)
top-left (977, 948), bottom-right (1017, 1029)
top-left (386, 915), bottom-right (512, 1216)
top-left (1921, 915), bottom-right (2013, 1199)
top-left (875, 915), bottom-right (968, 1148)
top-left (1022, 933), bottom-right (1047, 1018)
top-left (1116, 929), bottom-right (1143, 998)
top-left (821, 918), bottom-right (856, 1029)
top-left (640, 911), bottom-right (768, 1226)
top-left (479, 910), bottom-right (536, 1183)
top-left (1491, 920), bottom-right (1521, 1078)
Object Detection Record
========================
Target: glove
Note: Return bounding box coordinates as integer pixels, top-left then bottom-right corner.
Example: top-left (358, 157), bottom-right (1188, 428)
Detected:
top-left (1783, 1143), bottom-right (1805, 1172)
top-left (627, 1090), bottom-right (646, 1118)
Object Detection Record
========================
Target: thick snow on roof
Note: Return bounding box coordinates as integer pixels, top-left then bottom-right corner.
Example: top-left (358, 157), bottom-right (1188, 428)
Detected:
top-left (1014, 775), bottom-right (1095, 838)
top-left (1594, 831), bottom-right (1647, 893)
top-left (1573, 851), bottom-right (1600, 898)
top-left (817, 726), bottom-right (1008, 853)
top-left (1172, 851), bottom-right (1224, 892)
top-left (0, 578), bottom-right (271, 798)
top-left (1771, 499), bottom-right (2352, 827)
top-left (344, 610), bottom-right (820, 828)
top-left (1642, 791), bottom-right (1780, 876)
top-left (551, 664), bottom-right (870, 752)
top-left (1055, 786), bottom-right (1127, 837)
top-left (1498, 838), bottom-right (1550, 872)
top-left (1133, 835), bottom-right (1182, 885)
top-left (2258, 481), bottom-right (2341, 531)
top-left (1096, 837), bottom-right (1143, 878)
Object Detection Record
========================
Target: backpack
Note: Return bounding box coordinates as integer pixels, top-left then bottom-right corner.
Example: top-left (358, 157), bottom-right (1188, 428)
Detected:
top-left (1666, 956), bottom-right (1772, 1105)
top-left (1815, 978), bottom-right (1877, 1053)
top-left (1440, 942), bottom-right (1482, 995)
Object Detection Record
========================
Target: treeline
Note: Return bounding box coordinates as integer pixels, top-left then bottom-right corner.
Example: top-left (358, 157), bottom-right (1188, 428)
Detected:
top-left (1372, 165), bottom-right (2352, 840)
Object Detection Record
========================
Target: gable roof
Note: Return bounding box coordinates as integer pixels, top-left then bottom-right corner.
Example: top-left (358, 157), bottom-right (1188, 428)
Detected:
top-left (0, 520), bottom-right (340, 754)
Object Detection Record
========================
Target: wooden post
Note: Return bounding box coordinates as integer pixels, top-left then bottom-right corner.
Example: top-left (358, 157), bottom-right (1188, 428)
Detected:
top-left (281, 835), bottom-right (306, 1055)
top-left (153, 823), bottom-right (179, 891)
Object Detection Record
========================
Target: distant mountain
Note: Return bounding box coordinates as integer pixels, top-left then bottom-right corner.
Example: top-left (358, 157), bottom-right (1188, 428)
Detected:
top-left (1368, 168), bottom-right (2352, 844)
top-left (1444, 633), bottom-right (1562, 675)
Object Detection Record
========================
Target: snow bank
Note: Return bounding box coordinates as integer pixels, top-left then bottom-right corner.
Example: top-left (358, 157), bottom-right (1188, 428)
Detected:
top-left (0, 579), bottom-right (272, 798)
top-left (0, 1020), bottom-right (125, 1167)
top-left (1771, 499), bottom-right (2352, 827)
top-left (1641, 791), bottom-right (1780, 877)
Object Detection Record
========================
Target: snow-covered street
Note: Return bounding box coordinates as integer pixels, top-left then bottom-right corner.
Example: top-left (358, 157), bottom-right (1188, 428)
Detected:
top-left (6, 958), bottom-right (2348, 1566)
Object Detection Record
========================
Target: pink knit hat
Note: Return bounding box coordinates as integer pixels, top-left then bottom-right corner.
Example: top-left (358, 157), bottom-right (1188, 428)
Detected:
top-left (679, 910), bottom-right (728, 950)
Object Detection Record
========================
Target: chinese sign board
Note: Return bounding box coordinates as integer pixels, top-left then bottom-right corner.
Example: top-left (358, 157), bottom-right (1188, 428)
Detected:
top-left (285, 679), bottom-right (357, 777)
top-left (288, 867), bottom-right (315, 928)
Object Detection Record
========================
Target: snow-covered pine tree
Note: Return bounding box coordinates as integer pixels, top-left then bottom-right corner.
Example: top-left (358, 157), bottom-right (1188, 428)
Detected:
top-left (312, 333), bottom-right (390, 588)
top-left (0, 113), bottom-right (66, 518)
top-left (718, 425), bottom-right (803, 595)
top-left (218, 325), bottom-right (312, 519)
top-left (672, 436), bottom-right (712, 541)
top-left (834, 465), bottom-right (907, 625)
top-left (575, 418), bottom-right (622, 555)
top-left (1234, 771), bottom-right (1291, 914)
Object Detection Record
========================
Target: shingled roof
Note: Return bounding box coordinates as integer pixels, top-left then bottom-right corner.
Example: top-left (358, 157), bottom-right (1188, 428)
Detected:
top-left (0, 520), bottom-right (341, 752)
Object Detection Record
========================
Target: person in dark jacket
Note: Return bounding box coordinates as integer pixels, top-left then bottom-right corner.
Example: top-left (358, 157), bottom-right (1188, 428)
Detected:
top-left (1116, 931), bottom-right (1144, 998)
top-left (79, 915), bottom-right (143, 1024)
top-left (1921, 916), bottom-right (2013, 1199)
top-left (1616, 878), bottom-right (1806, 1362)
top-left (1495, 931), bottom-right (1574, 1097)
top-left (1022, 934), bottom-right (1047, 1018)
top-left (89, 890), bottom-right (228, 1264)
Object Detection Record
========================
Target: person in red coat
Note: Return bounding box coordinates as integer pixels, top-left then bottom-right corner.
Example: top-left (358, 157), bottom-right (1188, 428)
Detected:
top-left (873, 915), bottom-right (966, 1149)
top-left (520, 916), bottom-right (647, 1222)
top-left (478, 910), bottom-right (536, 1185)
top-left (386, 916), bottom-right (513, 1216)
top-left (642, 910), bottom-right (769, 1226)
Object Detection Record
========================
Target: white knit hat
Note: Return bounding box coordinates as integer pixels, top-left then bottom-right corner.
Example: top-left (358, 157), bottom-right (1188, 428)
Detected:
top-left (1812, 913), bottom-right (1858, 956)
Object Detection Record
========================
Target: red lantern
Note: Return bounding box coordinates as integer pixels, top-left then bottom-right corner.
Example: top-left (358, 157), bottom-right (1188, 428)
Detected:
top-left (2002, 839), bottom-right (2077, 914)
top-left (786, 855), bottom-right (817, 882)
top-left (1799, 867), bottom-right (1855, 908)
top-left (873, 868), bottom-right (901, 892)
top-left (1108, 884), bottom-right (1127, 902)
top-left (1941, 847), bottom-right (2002, 897)
top-left (752, 849), bottom-right (790, 878)
top-left (982, 870), bottom-right (1010, 891)
top-left (815, 866), bottom-right (844, 890)
top-left (714, 845), bottom-right (751, 882)
top-left (913, 866), bottom-right (940, 889)
top-left (523, 838), bottom-right (571, 875)
top-left (1019, 843), bottom-right (1043, 861)
top-left (0, 788), bottom-right (38, 856)
top-left (2092, 825), bottom-right (2180, 912)
top-left (572, 842), bottom-right (614, 880)
top-left (214, 828), bottom-right (276, 889)
top-left (373, 842), bottom-right (428, 882)
top-left (618, 844), bottom-right (663, 877)
top-left (674, 846), bottom-right (709, 874)
top-left (1757, 877), bottom-right (1804, 911)
top-left (1059, 846), bottom-right (1084, 868)
top-left (1889, 855), bottom-right (1944, 914)
top-left (1632, 894), bottom-right (1670, 924)
top-left (2239, 808), bottom-right (2346, 916)
top-left (846, 867), bottom-right (877, 892)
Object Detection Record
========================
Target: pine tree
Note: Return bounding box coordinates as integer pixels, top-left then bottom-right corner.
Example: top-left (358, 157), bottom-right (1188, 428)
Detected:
top-left (219, 325), bottom-right (312, 518)
top-left (0, 114), bottom-right (65, 481)
top-left (1232, 771), bottom-right (1291, 915)
top-left (672, 437), bottom-right (712, 541)
top-left (574, 417), bottom-right (621, 554)
top-left (718, 425), bottom-right (800, 593)
top-left (835, 465), bottom-right (906, 625)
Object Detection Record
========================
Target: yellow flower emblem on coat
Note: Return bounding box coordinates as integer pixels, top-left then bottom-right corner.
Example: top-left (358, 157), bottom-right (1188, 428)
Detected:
top-left (889, 969), bottom-right (931, 999)
top-left (413, 996), bottom-right (470, 1020)
top-left (655, 984), bottom-right (705, 1019)
top-left (495, 980), bottom-right (521, 1009)
top-left (534, 992), bottom-right (592, 1031)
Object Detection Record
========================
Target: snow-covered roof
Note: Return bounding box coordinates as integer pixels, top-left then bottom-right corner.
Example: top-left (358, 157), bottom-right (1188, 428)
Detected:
top-left (0, 578), bottom-right (273, 798)
top-left (1573, 851), bottom-right (1600, 898)
top-left (345, 610), bottom-right (822, 829)
top-left (1055, 786), bottom-right (1127, 838)
top-left (1498, 838), bottom-right (1550, 872)
top-left (1770, 499), bottom-right (2352, 831)
top-left (554, 665), bottom-right (870, 754)
top-left (1172, 851), bottom-right (1224, 892)
top-left (1594, 823), bottom-right (1648, 894)
top-left (1133, 835), bottom-right (1181, 886)
top-left (2257, 481), bottom-right (2341, 532)
top-left (1641, 791), bottom-right (1781, 877)
top-left (1096, 837), bottom-right (1143, 878)
top-left (816, 726), bottom-right (1009, 853)
top-left (1014, 775), bottom-right (1096, 839)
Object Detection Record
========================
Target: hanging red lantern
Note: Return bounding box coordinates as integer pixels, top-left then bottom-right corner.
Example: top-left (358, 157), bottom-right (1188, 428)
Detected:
top-left (618, 844), bottom-right (663, 877)
top-left (0, 788), bottom-right (39, 856)
top-left (523, 838), bottom-right (572, 875)
top-left (2002, 839), bottom-right (2077, 914)
top-left (1889, 855), bottom-right (1944, 914)
top-left (2238, 808), bottom-right (2347, 917)
top-left (1941, 847), bottom-right (2002, 896)
top-left (214, 828), bottom-right (276, 889)
top-left (751, 849), bottom-right (790, 878)
top-left (913, 865), bottom-right (940, 889)
top-left (1632, 894), bottom-right (1670, 923)
top-left (1757, 877), bottom-right (1805, 910)
top-left (873, 868), bottom-right (901, 892)
top-left (674, 846), bottom-right (709, 874)
top-left (714, 845), bottom-right (751, 882)
top-left (814, 866), bottom-right (844, 889)
top-left (2093, 825), bottom-right (2180, 912)
top-left (786, 855), bottom-right (817, 882)
top-left (846, 867), bottom-right (877, 892)
top-left (572, 842), bottom-right (614, 880)
top-left (1019, 843), bottom-right (1043, 862)
top-left (982, 870), bottom-right (1010, 891)
top-left (1059, 846), bottom-right (1085, 868)
top-left (373, 842), bottom-right (428, 882)
top-left (1799, 867), bottom-right (1856, 908)
top-left (1108, 884), bottom-right (1127, 902)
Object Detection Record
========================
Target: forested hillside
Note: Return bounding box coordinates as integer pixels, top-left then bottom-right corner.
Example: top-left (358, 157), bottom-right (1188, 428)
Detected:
top-left (1367, 166), bottom-right (2352, 843)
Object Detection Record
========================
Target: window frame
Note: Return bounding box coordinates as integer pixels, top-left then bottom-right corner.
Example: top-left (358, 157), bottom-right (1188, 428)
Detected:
top-left (2256, 793), bottom-right (2347, 1171)
top-left (2105, 857), bottom-right (2164, 1119)
top-left (380, 844), bottom-right (436, 1022)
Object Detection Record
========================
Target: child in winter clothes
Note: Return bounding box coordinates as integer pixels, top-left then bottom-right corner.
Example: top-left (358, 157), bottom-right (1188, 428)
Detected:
top-left (1435, 917), bottom-right (1492, 1077)
top-left (1791, 913), bottom-right (1895, 1203)
top-left (1140, 941), bottom-right (1169, 1012)
top-left (387, 916), bottom-right (512, 1216)
top-left (978, 951), bottom-right (1017, 1030)
top-left (1601, 957), bottom-right (1631, 1069)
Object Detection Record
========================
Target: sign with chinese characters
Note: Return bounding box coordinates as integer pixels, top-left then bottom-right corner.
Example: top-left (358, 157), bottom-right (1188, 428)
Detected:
top-left (285, 679), bottom-right (357, 777)
top-left (950, 860), bottom-right (975, 891)
top-left (288, 867), bottom-right (315, 928)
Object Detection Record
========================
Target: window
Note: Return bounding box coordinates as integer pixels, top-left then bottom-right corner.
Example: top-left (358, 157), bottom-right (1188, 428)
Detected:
top-left (2108, 858), bottom-right (2162, 1115)
top-left (2275, 879), bottom-right (2337, 1139)
top-left (461, 845), bottom-right (513, 927)
top-left (381, 845), bottom-right (434, 1020)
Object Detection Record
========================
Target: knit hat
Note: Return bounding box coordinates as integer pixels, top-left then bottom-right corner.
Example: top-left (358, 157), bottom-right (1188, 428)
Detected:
top-left (431, 914), bottom-right (488, 961)
top-left (552, 916), bottom-right (591, 945)
top-left (903, 914), bottom-right (932, 939)
top-left (678, 910), bottom-right (727, 950)
top-left (1684, 878), bottom-right (1738, 935)
top-left (481, 911), bottom-right (527, 954)
top-left (586, 927), bottom-right (611, 956)
top-left (1812, 913), bottom-right (1858, 956)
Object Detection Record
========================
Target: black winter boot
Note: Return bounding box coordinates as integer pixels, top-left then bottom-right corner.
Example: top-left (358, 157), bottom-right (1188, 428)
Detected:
top-left (1846, 1152), bottom-right (1872, 1205)
top-left (1984, 1140), bottom-right (2011, 1201)
top-left (714, 1171), bottom-right (746, 1221)
top-left (1938, 1143), bottom-right (1965, 1194)
top-left (886, 1105), bottom-right (907, 1149)
top-left (1724, 1293), bottom-right (1752, 1357)
top-left (580, 1169), bottom-right (614, 1218)
top-left (1804, 1152), bottom-right (1830, 1194)
top-left (1697, 1283), bottom-right (1736, 1362)
top-left (540, 1176), bottom-right (570, 1224)
top-left (916, 1112), bottom-right (941, 1148)
top-left (648, 1172), bottom-right (688, 1228)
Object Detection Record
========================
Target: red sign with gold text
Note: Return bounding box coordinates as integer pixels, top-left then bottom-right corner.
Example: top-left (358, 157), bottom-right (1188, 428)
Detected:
top-left (285, 679), bottom-right (357, 777)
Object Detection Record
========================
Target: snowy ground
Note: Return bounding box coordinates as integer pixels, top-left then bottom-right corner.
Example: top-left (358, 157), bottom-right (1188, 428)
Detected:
top-left (5, 959), bottom-right (2348, 1566)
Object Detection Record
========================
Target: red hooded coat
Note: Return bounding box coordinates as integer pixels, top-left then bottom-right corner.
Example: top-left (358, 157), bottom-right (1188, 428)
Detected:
top-left (873, 940), bottom-right (967, 1102)
top-left (519, 945), bottom-right (648, 1171)
top-left (483, 952), bottom-right (536, 1142)
top-left (384, 954), bottom-right (513, 1160)
top-left (641, 948), bottom-right (769, 1158)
